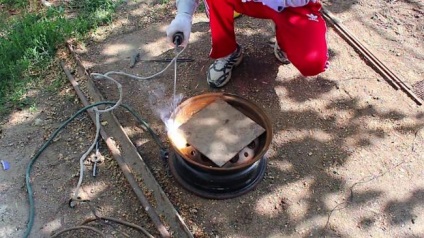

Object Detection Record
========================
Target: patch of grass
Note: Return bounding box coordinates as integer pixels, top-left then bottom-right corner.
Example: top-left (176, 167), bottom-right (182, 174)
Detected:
top-left (0, 0), bottom-right (28, 8)
top-left (46, 73), bottom-right (67, 93)
top-left (197, 1), bottom-right (206, 13)
top-left (29, 102), bottom-right (38, 113)
top-left (0, 0), bottom-right (122, 115)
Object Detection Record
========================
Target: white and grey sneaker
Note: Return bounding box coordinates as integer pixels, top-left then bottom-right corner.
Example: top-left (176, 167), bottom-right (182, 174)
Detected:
top-left (207, 44), bottom-right (243, 88)
top-left (274, 42), bottom-right (290, 65)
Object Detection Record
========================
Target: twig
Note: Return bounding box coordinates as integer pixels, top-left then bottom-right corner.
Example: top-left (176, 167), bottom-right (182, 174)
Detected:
top-left (412, 128), bottom-right (424, 152)
top-left (51, 226), bottom-right (105, 238)
top-left (323, 160), bottom-right (407, 231)
top-left (81, 201), bottom-right (154, 237)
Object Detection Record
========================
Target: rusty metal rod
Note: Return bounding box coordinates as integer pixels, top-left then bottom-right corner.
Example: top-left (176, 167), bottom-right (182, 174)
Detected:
top-left (60, 61), bottom-right (171, 238)
top-left (324, 9), bottom-right (413, 91)
top-left (321, 7), bottom-right (423, 105)
top-left (321, 8), bottom-right (400, 90)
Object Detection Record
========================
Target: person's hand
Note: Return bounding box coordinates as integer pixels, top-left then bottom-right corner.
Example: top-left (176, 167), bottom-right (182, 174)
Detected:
top-left (166, 13), bottom-right (192, 47)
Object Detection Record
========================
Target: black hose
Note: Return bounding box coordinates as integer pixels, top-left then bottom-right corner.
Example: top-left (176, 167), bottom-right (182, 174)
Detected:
top-left (24, 101), bottom-right (167, 237)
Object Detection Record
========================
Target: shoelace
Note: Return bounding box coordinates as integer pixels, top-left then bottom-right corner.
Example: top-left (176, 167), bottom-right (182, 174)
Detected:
top-left (214, 58), bottom-right (229, 68)
top-left (215, 51), bottom-right (236, 69)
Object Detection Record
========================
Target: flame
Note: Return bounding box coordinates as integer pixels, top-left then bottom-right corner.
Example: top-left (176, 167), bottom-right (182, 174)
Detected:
top-left (166, 117), bottom-right (187, 150)
top-left (148, 88), bottom-right (186, 149)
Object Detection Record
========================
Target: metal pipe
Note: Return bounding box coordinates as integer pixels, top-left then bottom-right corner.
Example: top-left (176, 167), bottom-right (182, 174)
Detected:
top-left (321, 7), bottom-right (423, 105)
top-left (140, 58), bottom-right (194, 63)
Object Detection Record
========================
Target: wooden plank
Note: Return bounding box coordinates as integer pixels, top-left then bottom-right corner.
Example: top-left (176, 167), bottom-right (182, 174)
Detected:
top-left (61, 60), bottom-right (170, 237)
top-left (177, 99), bottom-right (265, 167)
top-left (86, 79), bottom-right (193, 238)
top-left (66, 43), bottom-right (194, 238)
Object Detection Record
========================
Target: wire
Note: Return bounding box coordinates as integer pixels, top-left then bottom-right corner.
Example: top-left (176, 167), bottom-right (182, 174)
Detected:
top-left (23, 102), bottom-right (167, 238)
top-left (101, 46), bottom-right (186, 81)
top-left (83, 217), bottom-right (155, 238)
top-left (74, 199), bottom-right (156, 238)
top-left (50, 226), bottom-right (106, 238)
top-left (72, 45), bottom-right (184, 202)
top-left (72, 74), bottom-right (122, 202)
top-left (24, 42), bottom-right (185, 237)
top-left (24, 101), bottom-right (103, 238)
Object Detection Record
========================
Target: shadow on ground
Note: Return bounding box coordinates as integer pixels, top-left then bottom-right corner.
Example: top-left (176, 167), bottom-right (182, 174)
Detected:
top-left (2, 1), bottom-right (423, 237)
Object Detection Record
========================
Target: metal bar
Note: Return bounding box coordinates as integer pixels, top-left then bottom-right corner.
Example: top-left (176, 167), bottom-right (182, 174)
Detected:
top-left (321, 8), bottom-right (399, 90)
top-left (140, 58), bottom-right (194, 63)
top-left (129, 50), bottom-right (194, 68)
top-left (324, 9), bottom-right (412, 90)
top-left (321, 7), bottom-right (423, 105)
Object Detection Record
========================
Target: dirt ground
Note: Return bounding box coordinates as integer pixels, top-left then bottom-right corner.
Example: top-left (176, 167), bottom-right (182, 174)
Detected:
top-left (1, 0), bottom-right (424, 237)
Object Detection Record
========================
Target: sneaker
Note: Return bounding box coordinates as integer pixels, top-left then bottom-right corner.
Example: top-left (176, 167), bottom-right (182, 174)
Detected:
top-left (207, 44), bottom-right (243, 88)
top-left (274, 42), bottom-right (290, 65)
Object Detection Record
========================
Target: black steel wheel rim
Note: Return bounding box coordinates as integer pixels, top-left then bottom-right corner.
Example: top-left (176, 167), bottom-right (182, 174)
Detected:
top-left (169, 152), bottom-right (267, 199)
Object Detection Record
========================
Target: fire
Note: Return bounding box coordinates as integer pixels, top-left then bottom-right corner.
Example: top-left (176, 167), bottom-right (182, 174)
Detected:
top-left (165, 117), bottom-right (187, 150)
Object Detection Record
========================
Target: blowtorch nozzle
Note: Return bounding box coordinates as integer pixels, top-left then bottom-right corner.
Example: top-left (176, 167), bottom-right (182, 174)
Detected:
top-left (173, 32), bottom-right (184, 46)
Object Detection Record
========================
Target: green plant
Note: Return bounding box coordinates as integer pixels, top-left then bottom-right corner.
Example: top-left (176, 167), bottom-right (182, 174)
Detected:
top-left (0, 0), bottom-right (28, 8)
top-left (46, 74), bottom-right (67, 92)
top-left (0, 8), bottom-right (69, 110)
top-left (0, 0), bottom-right (121, 115)
top-left (29, 102), bottom-right (38, 113)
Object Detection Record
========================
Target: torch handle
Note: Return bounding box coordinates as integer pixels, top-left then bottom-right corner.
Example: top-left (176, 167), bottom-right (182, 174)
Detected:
top-left (173, 32), bottom-right (184, 46)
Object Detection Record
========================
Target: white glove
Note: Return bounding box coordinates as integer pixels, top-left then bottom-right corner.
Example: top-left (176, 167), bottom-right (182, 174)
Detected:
top-left (166, 13), bottom-right (192, 47)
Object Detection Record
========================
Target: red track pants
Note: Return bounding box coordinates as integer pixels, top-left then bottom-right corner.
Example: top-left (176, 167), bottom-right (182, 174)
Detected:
top-left (203, 0), bottom-right (328, 76)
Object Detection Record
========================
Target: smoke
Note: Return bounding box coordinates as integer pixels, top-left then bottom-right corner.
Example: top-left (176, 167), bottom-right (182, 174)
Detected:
top-left (148, 83), bottom-right (183, 131)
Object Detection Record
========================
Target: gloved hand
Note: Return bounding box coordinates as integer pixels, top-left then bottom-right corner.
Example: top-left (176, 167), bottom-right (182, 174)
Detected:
top-left (166, 13), bottom-right (192, 47)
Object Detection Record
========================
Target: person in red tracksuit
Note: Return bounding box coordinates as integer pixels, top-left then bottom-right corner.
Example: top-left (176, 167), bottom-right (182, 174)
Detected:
top-left (166, 0), bottom-right (329, 88)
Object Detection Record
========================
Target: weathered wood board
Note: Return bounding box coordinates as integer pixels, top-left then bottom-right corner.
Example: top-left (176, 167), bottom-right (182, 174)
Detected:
top-left (177, 99), bottom-right (265, 167)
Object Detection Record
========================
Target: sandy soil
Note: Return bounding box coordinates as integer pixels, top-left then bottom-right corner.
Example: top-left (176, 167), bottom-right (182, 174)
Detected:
top-left (1, 0), bottom-right (423, 237)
